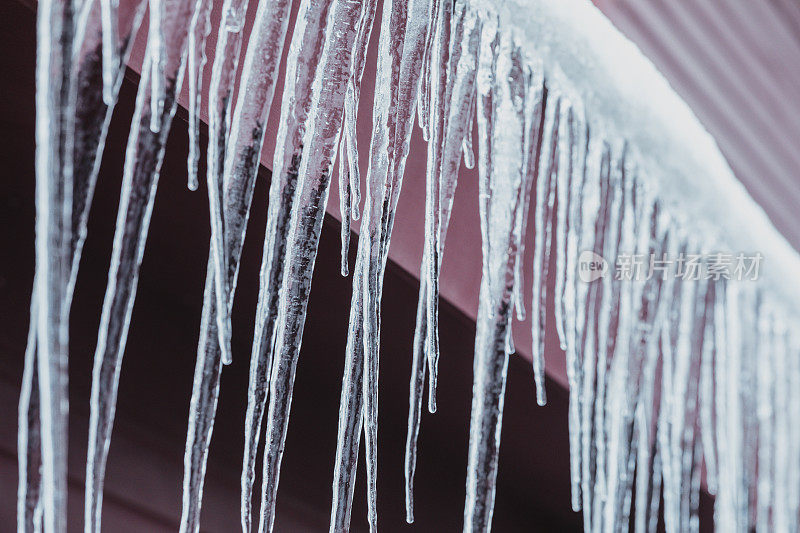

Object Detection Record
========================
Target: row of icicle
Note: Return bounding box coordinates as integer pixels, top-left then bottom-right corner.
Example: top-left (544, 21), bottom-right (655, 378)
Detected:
top-left (20, 0), bottom-right (800, 531)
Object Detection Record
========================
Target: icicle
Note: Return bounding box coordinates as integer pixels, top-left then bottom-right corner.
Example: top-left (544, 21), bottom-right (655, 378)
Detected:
top-left (337, 0), bottom-right (379, 277)
top-left (416, 0), bottom-right (439, 142)
top-left (699, 281), bottom-right (719, 495)
top-left (404, 3), bottom-right (482, 504)
top-left (24, 0), bottom-right (800, 531)
top-left (256, 1), bottom-right (369, 530)
top-left (530, 92), bottom-right (562, 407)
top-left (462, 89), bottom-right (476, 169)
top-left (148, 0), bottom-right (165, 132)
top-left (18, 298), bottom-right (42, 533)
top-left (241, 0), bottom-right (329, 528)
top-left (561, 105), bottom-right (588, 513)
top-left (179, 262), bottom-right (224, 533)
top-left (343, 0), bottom-right (378, 224)
top-left (510, 64), bottom-right (544, 322)
top-left (552, 104), bottom-right (574, 352)
top-left (464, 21), bottom-right (528, 532)
top-left (404, 278), bottom-right (427, 524)
top-left (183, 0), bottom-right (294, 511)
top-left (99, 0), bottom-right (119, 104)
top-left (403, 0), bottom-right (482, 490)
top-left (330, 258), bottom-right (366, 532)
top-left (23, 0), bottom-right (146, 528)
top-left (420, 0), bottom-right (452, 415)
top-left (85, 0), bottom-right (196, 528)
top-left (205, 0), bottom-right (252, 366)
top-left (186, 0), bottom-right (213, 191)
top-left (599, 152), bottom-right (639, 533)
top-left (356, 0), bottom-right (434, 527)
top-left (180, 0), bottom-right (294, 527)
top-left (575, 128), bottom-right (607, 530)
top-left (338, 135), bottom-right (352, 276)
top-left (406, 6), bottom-right (482, 513)
top-left (31, 0), bottom-right (78, 529)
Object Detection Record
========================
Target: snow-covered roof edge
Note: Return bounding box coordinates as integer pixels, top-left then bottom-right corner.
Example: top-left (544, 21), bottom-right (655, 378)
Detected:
top-left (478, 0), bottom-right (800, 309)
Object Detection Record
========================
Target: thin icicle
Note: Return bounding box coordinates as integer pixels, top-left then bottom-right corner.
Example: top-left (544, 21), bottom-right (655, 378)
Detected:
top-left (257, 1), bottom-right (369, 530)
top-left (343, 0), bottom-right (378, 224)
top-left (337, 0), bottom-right (379, 277)
top-left (85, 0), bottom-right (196, 528)
top-left (405, 0), bottom-right (481, 519)
top-left (338, 135), bottom-right (352, 276)
top-left (18, 298), bottom-right (42, 533)
top-left (416, 0), bottom-right (439, 142)
top-left (23, 0), bottom-right (146, 529)
top-left (552, 104), bottom-right (574, 352)
top-left (184, 0), bottom-right (294, 517)
top-left (180, 0), bottom-right (293, 527)
top-left (530, 93), bottom-right (562, 407)
top-left (330, 253), bottom-right (366, 532)
top-left (510, 63), bottom-right (544, 322)
top-left (77, 1), bottom-right (154, 530)
top-left (180, 262), bottom-right (224, 533)
top-left (148, 0), bottom-right (166, 132)
top-left (205, 0), bottom-right (252, 366)
top-left (404, 279), bottom-right (427, 524)
top-left (186, 0), bottom-right (213, 191)
top-left (464, 22), bottom-right (528, 532)
top-left (183, 0), bottom-right (292, 520)
top-left (360, 0), bottom-right (437, 526)
top-left (462, 89), bottom-right (476, 169)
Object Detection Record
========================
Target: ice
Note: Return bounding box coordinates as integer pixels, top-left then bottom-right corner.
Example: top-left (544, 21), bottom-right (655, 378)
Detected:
top-left (337, 0), bottom-right (378, 276)
top-left (350, 0), bottom-right (436, 528)
top-left (241, 0), bottom-right (331, 528)
top-left (182, 0), bottom-right (292, 528)
top-left (23, 0), bottom-right (800, 532)
top-left (30, 0), bottom-right (78, 529)
top-left (406, 0), bottom-right (481, 520)
top-left (20, 0), bottom-right (147, 529)
top-left (204, 0), bottom-right (253, 367)
top-left (180, 261), bottom-right (224, 533)
top-left (84, 0), bottom-right (196, 530)
top-left (255, 0), bottom-right (369, 530)
top-left (463, 22), bottom-right (528, 531)
top-left (186, 0), bottom-right (212, 191)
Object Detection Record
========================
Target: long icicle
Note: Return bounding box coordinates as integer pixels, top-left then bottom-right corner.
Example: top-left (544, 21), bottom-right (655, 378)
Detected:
top-left (257, 1), bottom-right (369, 530)
top-left (406, 0), bottom-right (481, 520)
top-left (529, 92), bottom-right (561, 407)
top-left (420, 0), bottom-right (451, 414)
top-left (18, 297), bottom-right (42, 533)
top-left (85, 0), bottom-right (196, 529)
top-left (204, 0), bottom-right (252, 366)
top-left (241, 0), bottom-right (330, 529)
top-left (21, 0), bottom-right (146, 529)
top-left (337, 0), bottom-right (378, 275)
top-left (75, 0), bottom-right (152, 529)
top-left (178, 0), bottom-right (293, 528)
top-left (32, 0), bottom-right (77, 529)
top-left (464, 24), bottom-right (528, 532)
top-left (327, 2), bottom-right (381, 530)
top-left (360, 0), bottom-right (436, 528)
